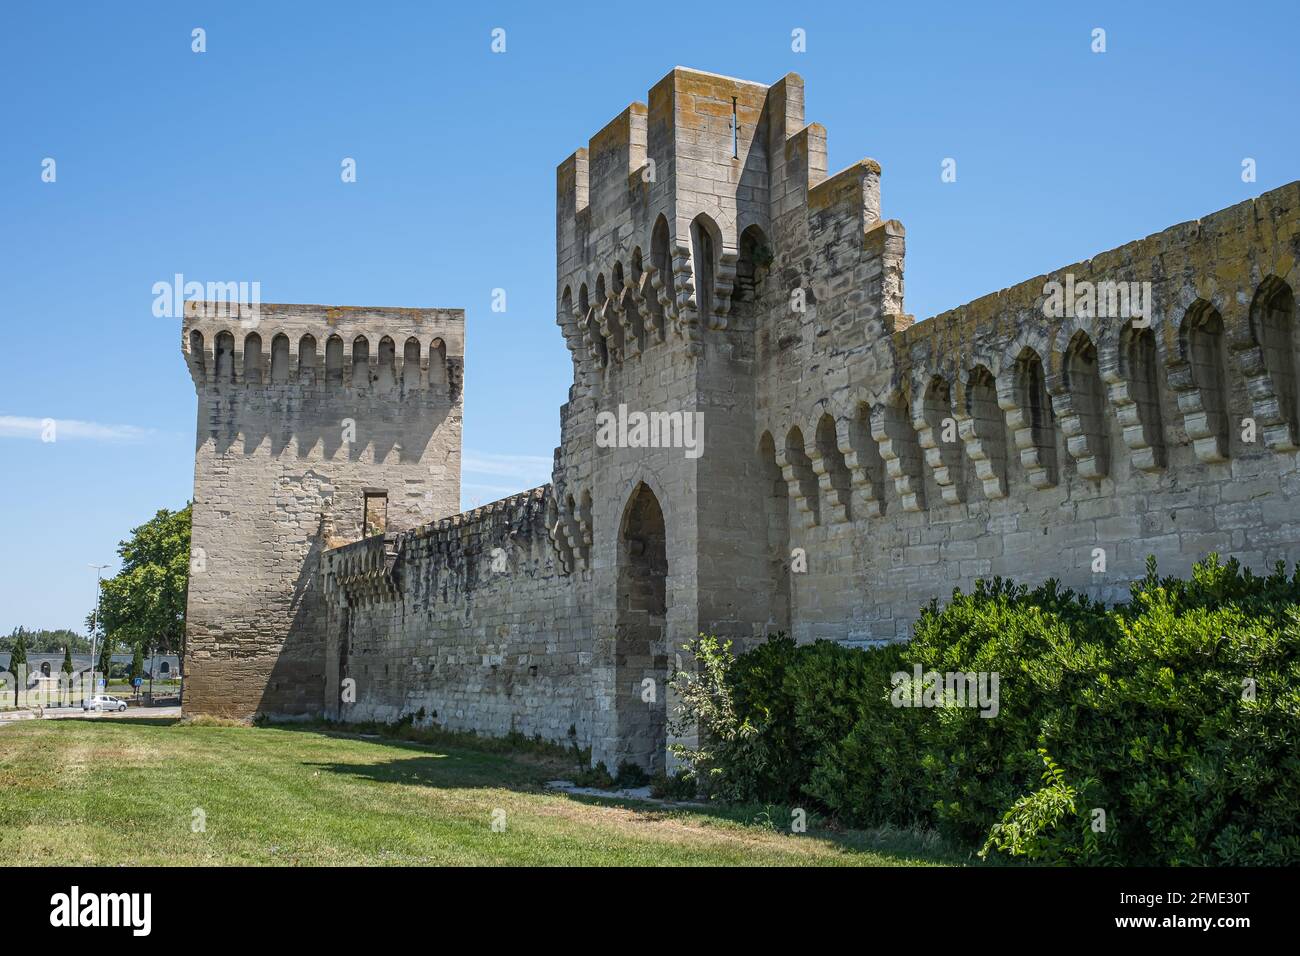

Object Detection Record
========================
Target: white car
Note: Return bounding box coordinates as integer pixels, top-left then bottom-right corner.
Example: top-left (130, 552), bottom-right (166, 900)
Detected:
top-left (82, 694), bottom-right (128, 713)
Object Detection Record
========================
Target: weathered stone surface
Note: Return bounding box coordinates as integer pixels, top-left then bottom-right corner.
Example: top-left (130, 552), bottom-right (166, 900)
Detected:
top-left (184, 68), bottom-right (1300, 773)
top-left (182, 302), bottom-right (463, 719)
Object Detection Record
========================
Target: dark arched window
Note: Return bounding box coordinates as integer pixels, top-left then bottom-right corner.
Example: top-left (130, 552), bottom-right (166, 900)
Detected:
top-left (270, 333), bottom-right (290, 384)
top-left (215, 331), bottom-right (235, 383)
top-left (243, 332), bottom-right (263, 384)
top-left (1252, 277), bottom-right (1298, 437)
top-left (690, 215), bottom-right (719, 323)
top-left (325, 335), bottom-right (344, 384)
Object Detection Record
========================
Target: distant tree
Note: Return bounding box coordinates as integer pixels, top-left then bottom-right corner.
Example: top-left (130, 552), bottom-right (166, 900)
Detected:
top-left (97, 637), bottom-right (114, 677)
top-left (9, 632), bottom-right (27, 703)
top-left (2, 625), bottom-right (26, 653)
top-left (61, 646), bottom-right (73, 675)
top-left (129, 643), bottom-right (144, 687)
top-left (96, 505), bottom-right (191, 683)
top-left (1, 627), bottom-right (90, 655)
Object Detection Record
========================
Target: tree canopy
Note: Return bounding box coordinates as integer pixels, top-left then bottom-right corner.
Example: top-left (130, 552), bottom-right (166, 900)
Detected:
top-left (7, 632), bottom-right (27, 703)
top-left (9, 632), bottom-right (28, 670)
top-left (1, 627), bottom-right (90, 654)
top-left (129, 643), bottom-right (144, 684)
top-left (96, 504), bottom-right (192, 663)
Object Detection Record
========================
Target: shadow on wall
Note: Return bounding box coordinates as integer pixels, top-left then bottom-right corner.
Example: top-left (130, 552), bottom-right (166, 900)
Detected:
top-left (261, 524), bottom-right (329, 718)
top-left (203, 397), bottom-right (451, 464)
top-left (614, 482), bottom-right (668, 774)
top-left (194, 328), bottom-right (454, 464)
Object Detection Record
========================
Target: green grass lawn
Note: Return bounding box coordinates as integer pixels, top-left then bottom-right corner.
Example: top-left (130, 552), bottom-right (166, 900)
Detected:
top-left (0, 717), bottom-right (962, 866)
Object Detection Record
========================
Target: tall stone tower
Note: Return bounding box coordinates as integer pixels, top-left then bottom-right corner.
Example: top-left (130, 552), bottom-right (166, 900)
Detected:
top-left (181, 301), bottom-right (463, 718)
top-left (551, 68), bottom-right (904, 769)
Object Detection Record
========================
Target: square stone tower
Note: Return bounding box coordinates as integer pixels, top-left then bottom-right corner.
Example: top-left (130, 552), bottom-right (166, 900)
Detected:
top-left (551, 68), bottom-right (902, 770)
top-left (181, 301), bottom-right (463, 718)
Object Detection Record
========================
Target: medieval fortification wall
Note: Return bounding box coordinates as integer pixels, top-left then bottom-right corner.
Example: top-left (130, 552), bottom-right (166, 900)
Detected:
top-left (184, 67), bottom-right (1300, 771)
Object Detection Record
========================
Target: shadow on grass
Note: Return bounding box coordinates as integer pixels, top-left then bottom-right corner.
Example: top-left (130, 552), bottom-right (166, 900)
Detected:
top-left (290, 727), bottom-right (971, 866)
top-left (275, 720), bottom-right (576, 779)
top-left (12, 715), bottom-right (979, 865)
top-left (54, 716), bottom-right (182, 729)
top-left (299, 743), bottom-right (556, 792)
top-left (553, 790), bottom-right (976, 865)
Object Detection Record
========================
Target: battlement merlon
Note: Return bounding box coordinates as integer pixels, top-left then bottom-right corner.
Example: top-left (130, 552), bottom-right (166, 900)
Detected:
top-left (181, 301), bottom-right (464, 394)
top-left (555, 67), bottom-right (897, 310)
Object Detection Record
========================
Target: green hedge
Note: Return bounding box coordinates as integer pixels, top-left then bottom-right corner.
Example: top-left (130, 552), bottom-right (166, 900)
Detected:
top-left (672, 555), bottom-right (1300, 865)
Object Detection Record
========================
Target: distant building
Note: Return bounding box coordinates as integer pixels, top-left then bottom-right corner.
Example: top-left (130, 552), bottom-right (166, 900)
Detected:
top-left (0, 652), bottom-right (180, 684)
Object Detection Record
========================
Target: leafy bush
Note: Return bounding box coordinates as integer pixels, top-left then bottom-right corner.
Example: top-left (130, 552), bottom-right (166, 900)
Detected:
top-left (669, 555), bottom-right (1300, 865)
top-left (980, 749), bottom-right (1096, 862)
top-left (573, 761), bottom-right (615, 789)
top-left (649, 769), bottom-right (698, 801)
top-left (666, 635), bottom-right (751, 800)
top-left (613, 760), bottom-right (650, 789)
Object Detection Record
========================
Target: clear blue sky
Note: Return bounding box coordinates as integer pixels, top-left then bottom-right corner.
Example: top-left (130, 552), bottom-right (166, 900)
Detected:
top-left (1, 0), bottom-right (1296, 632)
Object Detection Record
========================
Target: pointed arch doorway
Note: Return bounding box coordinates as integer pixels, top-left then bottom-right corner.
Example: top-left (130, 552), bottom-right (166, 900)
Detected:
top-left (615, 482), bottom-right (669, 773)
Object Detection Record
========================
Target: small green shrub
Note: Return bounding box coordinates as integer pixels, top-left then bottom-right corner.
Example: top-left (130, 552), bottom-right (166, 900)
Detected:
top-left (649, 769), bottom-right (698, 801)
top-left (566, 724), bottom-right (592, 777)
top-left (574, 761), bottom-right (614, 789)
top-left (666, 635), bottom-right (750, 800)
top-left (613, 760), bottom-right (650, 789)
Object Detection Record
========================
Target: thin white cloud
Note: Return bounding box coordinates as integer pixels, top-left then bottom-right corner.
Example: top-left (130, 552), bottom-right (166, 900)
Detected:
top-left (0, 415), bottom-right (156, 444)
top-left (461, 450), bottom-right (552, 482)
top-left (459, 451), bottom-right (553, 512)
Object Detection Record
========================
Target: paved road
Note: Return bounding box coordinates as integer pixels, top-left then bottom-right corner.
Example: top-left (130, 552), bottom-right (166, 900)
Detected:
top-left (0, 705), bottom-right (182, 723)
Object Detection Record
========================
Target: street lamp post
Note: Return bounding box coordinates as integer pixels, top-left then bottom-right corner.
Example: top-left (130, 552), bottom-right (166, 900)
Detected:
top-left (89, 564), bottom-right (109, 702)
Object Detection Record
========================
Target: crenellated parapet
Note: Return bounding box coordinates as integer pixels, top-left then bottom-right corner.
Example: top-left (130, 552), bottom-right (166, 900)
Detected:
top-left (321, 485), bottom-right (575, 610)
top-left (409, 485), bottom-right (551, 566)
top-left (323, 533), bottom-right (401, 609)
top-left (556, 68), bottom-right (903, 397)
top-left (758, 179), bottom-right (1300, 530)
top-left (182, 300), bottom-right (463, 410)
top-left (902, 182), bottom-right (1299, 493)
